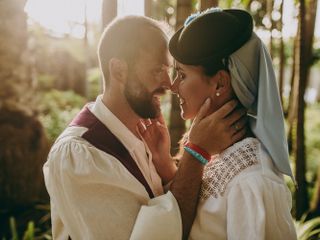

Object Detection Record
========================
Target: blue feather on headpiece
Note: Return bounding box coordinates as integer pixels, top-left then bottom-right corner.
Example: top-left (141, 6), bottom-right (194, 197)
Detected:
top-left (184, 7), bottom-right (223, 27)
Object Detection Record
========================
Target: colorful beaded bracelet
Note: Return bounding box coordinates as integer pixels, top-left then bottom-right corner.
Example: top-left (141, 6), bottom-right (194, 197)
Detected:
top-left (185, 142), bottom-right (211, 161)
top-left (183, 146), bottom-right (209, 165)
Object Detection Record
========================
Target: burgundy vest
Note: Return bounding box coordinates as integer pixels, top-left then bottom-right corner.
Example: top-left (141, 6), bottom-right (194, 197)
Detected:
top-left (69, 106), bottom-right (154, 198)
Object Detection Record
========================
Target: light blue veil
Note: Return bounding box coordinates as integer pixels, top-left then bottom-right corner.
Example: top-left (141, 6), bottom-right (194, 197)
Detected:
top-left (229, 32), bottom-right (294, 180)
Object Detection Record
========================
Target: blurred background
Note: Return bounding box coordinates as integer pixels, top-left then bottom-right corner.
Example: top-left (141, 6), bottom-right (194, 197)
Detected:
top-left (0, 0), bottom-right (320, 239)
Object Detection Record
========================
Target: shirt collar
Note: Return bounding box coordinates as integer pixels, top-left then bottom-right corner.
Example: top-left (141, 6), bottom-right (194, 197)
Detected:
top-left (89, 95), bottom-right (144, 152)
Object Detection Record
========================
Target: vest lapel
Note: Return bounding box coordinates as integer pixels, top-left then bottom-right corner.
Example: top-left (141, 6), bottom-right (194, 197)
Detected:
top-left (70, 106), bottom-right (155, 198)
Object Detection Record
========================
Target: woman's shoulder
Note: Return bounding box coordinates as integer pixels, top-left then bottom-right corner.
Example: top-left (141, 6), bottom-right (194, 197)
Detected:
top-left (200, 137), bottom-right (261, 200)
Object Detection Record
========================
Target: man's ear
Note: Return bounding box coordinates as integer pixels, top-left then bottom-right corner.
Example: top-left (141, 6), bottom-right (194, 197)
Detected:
top-left (215, 70), bottom-right (231, 95)
top-left (109, 58), bottom-right (128, 84)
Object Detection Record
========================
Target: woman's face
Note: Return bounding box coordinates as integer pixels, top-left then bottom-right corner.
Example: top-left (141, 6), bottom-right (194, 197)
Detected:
top-left (171, 62), bottom-right (219, 120)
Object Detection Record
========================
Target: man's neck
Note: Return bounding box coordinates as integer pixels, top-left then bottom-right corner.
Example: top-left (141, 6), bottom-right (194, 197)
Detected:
top-left (101, 90), bottom-right (141, 139)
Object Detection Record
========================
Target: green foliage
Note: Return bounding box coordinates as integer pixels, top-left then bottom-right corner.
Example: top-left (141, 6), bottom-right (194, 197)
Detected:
top-left (286, 103), bottom-right (320, 216)
top-left (10, 217), bottom-right (18, 240)
top-left (38, 89), bottom-right (85, 142)
top-left (305, 104), bottom-right (320, 176)
top-left (295, 215), bottom-right (320, 240)
top-left (311, 48), bottom-right (320, 66)
top-left (87, 67), bottom-right (102, 101)
top-left (37, 74), bottom-right (56, 91)
top-left (3, 215), bottom-right (51, 240)
top-left (22, 222), bottom-right (35, 240)
top-left (304, 104), bottom-right (320, 201)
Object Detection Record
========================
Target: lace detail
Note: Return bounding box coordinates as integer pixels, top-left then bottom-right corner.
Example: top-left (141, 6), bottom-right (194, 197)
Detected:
top-left (200, 138), bottom-right (259, 201)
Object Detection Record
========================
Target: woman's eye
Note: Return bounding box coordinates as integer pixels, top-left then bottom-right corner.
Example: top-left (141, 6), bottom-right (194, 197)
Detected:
top-left (178, 72), bottom-right (186, 80)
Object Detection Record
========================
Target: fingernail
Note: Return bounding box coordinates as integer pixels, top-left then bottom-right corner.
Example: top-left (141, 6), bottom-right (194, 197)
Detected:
top-left (205, 98), bottom-right (211, 104)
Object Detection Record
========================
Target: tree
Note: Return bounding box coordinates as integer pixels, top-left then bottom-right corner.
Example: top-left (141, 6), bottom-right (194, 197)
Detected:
top-left (101, 0), bottom-right (117, 30)
top-left (278, 0), bottom-right (285, 107)
top-left (267, 0), bottom-right (274, 57)
top-left (286, 25), bottom-right (299, 153)
top-left (295, 0), bottom-right (318, 220)
top-left (0, 0), bottom-right (49, 210)
top-left (145, 0), bottom-right (152, 17)
top-left (200, 0), bottom-right (218, 10)
top-left (169, 0), bottom-right (193, 155)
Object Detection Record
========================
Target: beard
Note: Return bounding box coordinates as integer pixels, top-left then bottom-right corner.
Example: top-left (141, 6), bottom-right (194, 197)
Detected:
top-left (124, 74), bottom-right (165, 119)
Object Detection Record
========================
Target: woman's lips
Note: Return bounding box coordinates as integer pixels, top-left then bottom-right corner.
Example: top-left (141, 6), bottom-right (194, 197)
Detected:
top-left (177, 94), bottom-right (185, 105)
top-left (179, 97), bottom-right (185, 105)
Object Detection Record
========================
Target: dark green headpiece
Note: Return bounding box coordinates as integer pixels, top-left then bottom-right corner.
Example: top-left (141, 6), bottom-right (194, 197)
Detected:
top-left (169, 8), bottom-right (253, 65)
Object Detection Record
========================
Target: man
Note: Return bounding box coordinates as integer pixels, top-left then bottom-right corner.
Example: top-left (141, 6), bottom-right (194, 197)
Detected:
top-left (43, 16), bottom-right (246, 240)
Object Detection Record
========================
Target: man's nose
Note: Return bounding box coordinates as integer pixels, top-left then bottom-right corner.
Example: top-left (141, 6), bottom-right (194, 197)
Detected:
top-left (161, 71), bottom-right (172, 89)
top-left (170, 78), bottom-right (179, 94)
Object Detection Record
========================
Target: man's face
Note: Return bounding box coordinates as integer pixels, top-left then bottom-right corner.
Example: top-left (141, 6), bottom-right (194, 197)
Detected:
top-left (124, 41), bottom-right (172, 119)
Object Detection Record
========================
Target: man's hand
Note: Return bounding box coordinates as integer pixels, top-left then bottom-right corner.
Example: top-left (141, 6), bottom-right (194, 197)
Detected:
top-left (189, 98), bottom-right (247, 155)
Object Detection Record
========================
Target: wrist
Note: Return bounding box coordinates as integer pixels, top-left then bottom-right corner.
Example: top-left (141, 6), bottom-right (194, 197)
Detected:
top-left (160, 158), bottom-right (177, 185)
top-left (183, 142), bottom-right (212, 165)
top-left (185, 142), bottom-right (211, 161)
top-left (153, 155), bottom-right (177, 185)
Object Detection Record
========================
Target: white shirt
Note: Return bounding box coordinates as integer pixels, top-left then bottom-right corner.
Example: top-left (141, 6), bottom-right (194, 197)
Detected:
top-left (43, 95), bottom-right (182, 240)
top-left (189, 138), bottom-right (297, 240)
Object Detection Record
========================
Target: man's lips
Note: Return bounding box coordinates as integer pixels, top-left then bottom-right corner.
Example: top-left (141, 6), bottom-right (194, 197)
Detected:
top-left (153, 87), bottom-right (167, 96)
top-left (152, 88), bottom-right (167, 104)
top-left (152, 95), bottom-right (161, 107)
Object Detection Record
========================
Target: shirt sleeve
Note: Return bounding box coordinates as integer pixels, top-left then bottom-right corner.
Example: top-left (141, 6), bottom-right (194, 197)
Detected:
top-left (226, 173), bottom-right (297, 240)
top-left (44, 139), bottom-right (182, 240)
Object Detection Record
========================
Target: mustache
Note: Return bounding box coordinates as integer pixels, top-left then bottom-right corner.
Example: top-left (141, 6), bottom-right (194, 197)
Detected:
top-left (152, 88), bottom-right (167, 95)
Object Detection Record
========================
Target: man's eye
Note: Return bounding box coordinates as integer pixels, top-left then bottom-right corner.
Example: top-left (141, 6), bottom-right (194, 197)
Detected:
top-left (154, 69), bottom-right (163, 74)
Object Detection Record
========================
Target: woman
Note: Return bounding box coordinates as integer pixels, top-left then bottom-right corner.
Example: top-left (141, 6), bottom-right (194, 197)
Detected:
top-left (139, 8), bottom-right (297, 240)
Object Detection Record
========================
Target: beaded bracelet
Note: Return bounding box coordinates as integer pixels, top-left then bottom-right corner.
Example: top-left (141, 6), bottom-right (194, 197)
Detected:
top-left (183, 146), bottom-right (209, 165)
top-left (185, 142), bottom-right (211, 161)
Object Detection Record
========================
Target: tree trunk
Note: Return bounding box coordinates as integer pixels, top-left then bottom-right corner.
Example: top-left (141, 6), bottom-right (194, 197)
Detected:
top-left (286, 33), bottom-right (297, 117)
top-left (278, 0), bottom-right (285, 107)
top-left (200, 0), bottom-right (218, 10)
top-left (295, 0), bottom-right (309, 220)
top-left (100, 0), bottom-right (117, 91)
top-left (267, 0), bottom-right (274, 58)
top-left (0, 0), bottom-right (49, 209)
top-left (169, 0), bottom-right (193, 155)
top-left (305, 0), bottom-right (319, 219)
top-left (82, 1), bottom-right (89, 97)
top-left (287, 26), bottom-right (299, 154)
top-left (144, 0), bottom-right (152, 17)
top-left (101, 0), bottom-right (117, 30)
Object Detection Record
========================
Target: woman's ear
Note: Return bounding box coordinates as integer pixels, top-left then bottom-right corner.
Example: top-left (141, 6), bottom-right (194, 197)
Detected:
top-left (109, 58), bottom-right (128, 84)
top-left (215, 70), bottom-right (231, 96)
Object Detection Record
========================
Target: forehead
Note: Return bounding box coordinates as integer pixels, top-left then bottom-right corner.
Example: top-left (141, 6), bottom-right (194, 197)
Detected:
top-left (176, 61), bottom-right (203, 73)
top-left (137, 40), bottom-right (172, 67)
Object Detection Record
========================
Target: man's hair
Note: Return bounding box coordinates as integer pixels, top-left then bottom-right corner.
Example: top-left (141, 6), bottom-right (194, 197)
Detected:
top-left (98, 15), bottom-right (169, 88)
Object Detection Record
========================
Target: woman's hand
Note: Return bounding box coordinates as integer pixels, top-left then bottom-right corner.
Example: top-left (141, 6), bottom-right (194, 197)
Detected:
top-left (189, 98), bottom-right (247, 155)
top-left (137, 114), bottom-right (177, 184)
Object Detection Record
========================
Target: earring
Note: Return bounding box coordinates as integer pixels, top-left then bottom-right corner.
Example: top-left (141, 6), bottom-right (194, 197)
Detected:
top-left (216, 92), bottom-right (220, 97)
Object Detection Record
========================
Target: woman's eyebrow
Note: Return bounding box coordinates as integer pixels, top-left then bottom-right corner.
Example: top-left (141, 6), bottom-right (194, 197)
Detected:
top-left (176, 66), bottom-right (185, 72)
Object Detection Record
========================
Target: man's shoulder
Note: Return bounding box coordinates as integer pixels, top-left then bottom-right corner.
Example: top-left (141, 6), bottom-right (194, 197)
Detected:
top-left (49, 126), bottom-right (90, 154)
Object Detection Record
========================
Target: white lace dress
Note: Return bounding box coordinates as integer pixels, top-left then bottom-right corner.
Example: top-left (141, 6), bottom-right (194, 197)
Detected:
top-left (189, 137), bottom-right (297, 240)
